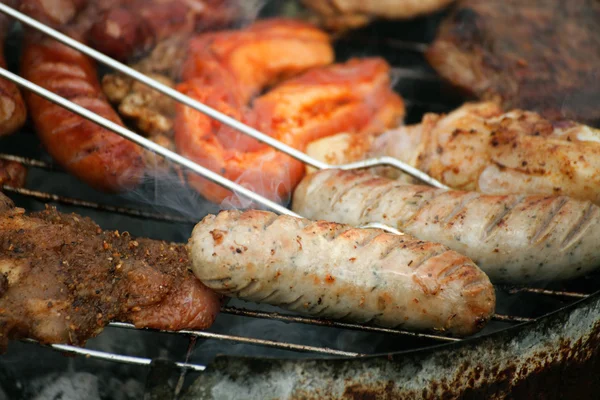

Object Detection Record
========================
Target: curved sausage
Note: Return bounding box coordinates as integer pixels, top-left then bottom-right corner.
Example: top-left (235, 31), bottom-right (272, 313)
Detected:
top-left (20, 37), bottom-right (144, 192)
top-left (293, 169), bottom-right (600, 283)
top-left (189, 209), bottom-right (495, 337)
top-left (0, 0), bottom-right (26, 136)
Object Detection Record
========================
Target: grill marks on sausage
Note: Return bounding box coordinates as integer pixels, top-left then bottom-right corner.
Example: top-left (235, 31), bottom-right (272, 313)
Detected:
top-left (441, 192), bottom-right (480, 226)
top-left (329, 174), bottom-right (378, 208)
top-left (481, 195), bottom-right (525, 240)
top-left (529, 197), bottom-right (569, 245)
top-left (190, 209), bottom-right (495, 336)
top-left (293, 169), bottom-right (600, 283)
top-left (560, 203), bottom-right (598, 252)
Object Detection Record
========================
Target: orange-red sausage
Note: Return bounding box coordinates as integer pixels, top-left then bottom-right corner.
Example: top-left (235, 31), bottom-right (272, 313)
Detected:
top-left (0, 0), bottom-right (26, 136)
top-left (20, 37), bottom-right (144, 192)
top-left (175, 56), bottom-right (405, 204)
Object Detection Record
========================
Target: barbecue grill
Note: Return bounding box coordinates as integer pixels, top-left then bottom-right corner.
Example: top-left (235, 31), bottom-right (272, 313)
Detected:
top-left (1, 2), bottom-right (599, 399)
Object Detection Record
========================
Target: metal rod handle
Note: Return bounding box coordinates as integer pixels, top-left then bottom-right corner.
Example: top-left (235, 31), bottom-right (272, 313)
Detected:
top-left (0, 3), bottom-right (326, 170)
top-left (0, 66), bottom-right (298, 217)
top-left (0, 2), bottom-right (449, 189)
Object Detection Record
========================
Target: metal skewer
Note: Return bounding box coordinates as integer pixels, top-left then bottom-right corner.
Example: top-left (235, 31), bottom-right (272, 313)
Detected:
top-left (0, 67), bottom-right (402, 235)
top-left (0, 67), bottom-right (295, 218)
top-left (0, 3), bottom-right (448, 190)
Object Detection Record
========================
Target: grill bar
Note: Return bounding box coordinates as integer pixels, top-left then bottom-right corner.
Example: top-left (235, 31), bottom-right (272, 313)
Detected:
top-left (1, 185), bottom-right (198, 224)
top-left (221, 307), bottom-right (461, 342)
top-left (0, 153), bottom-right (56, 170)
top-left (22, 340), bottom-right (206, 371)
top-left (391, 67), bottom-right (440, 81)
top-left (175, 336), bottom-right (199, 397)
top-left (492, 314), bottom-right (534, 323)
top-left (505, 287), bottom-right (589, 299)
top-left (110, 322), bottom-right (363, 357)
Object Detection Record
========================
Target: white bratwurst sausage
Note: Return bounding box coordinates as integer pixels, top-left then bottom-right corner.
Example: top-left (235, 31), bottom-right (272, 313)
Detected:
top-left (293, 169), bottom-right (600, 283)
top-left (189, 210), bottom-right (495, 337)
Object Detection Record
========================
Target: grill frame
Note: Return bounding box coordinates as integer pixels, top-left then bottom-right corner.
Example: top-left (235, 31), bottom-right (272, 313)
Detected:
top-left (3, 128), bottom-right (599, 398)
top-left (1, 3), bottom-right (599, 398)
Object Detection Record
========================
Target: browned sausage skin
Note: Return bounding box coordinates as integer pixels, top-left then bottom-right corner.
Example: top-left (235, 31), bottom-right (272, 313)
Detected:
top-left (0, 0), bottom-right (26, 136)
top-left (293, 169), bottom-right (600, 283)
top-left (18, 1), bottom-right (145, 192)
top-left (20, 37), bottom-right (144, 192)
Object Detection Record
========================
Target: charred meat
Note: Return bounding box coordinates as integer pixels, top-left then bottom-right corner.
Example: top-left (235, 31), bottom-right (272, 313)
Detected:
top-left (0, 193), bottom-right (221, 350)
top-left (426, 0), bottom-right (600, 126)
top-left (0, 160), bottom-right (27, 188)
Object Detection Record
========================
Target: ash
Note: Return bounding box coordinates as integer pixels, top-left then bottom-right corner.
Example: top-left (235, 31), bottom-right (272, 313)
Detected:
top-left (30, 373), bottom-right (142, 400)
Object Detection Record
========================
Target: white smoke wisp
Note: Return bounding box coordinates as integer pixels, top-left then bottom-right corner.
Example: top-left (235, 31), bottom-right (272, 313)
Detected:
top-left (218, 151), bottom-right (295, 212)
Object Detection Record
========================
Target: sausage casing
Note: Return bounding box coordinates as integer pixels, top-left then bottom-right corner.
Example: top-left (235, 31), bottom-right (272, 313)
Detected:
top-left (189, 210), bottom-right (495, 337)
top-left (293, 169), bottom-right (600, 283)
top-left (0, 0), bottom-right (26, 136)
top-left (20, 38), bottom-right (144, 192)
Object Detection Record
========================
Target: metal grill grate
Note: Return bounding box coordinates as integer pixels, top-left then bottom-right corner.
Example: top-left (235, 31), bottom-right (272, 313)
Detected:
top-left (1, 110), bottom-right (595, 375)
top-left (0, 4), bottom-right (598, 398)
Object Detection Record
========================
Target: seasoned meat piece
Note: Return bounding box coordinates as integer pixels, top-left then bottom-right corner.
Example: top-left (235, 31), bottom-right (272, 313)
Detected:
top-left (190, 209), bottom-right (495, 337)
top-left (0, 160), bottom-right (27, 188)
top-left (374, 102), bottom-right (600, 204)
top-left (0, 193), bottom-right (221, 350)
top-left (426, 0), bottom-right (600, 126)
top-left (302, 0), bottom-right (455, 31)
top-left (305, 102), bottom-right (600, 204)
top-left (102, 36), bottom-right (188, 138)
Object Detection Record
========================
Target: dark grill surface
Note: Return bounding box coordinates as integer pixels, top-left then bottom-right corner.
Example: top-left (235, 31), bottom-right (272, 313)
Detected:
top-left (0, 4), bottom-right (599, 399)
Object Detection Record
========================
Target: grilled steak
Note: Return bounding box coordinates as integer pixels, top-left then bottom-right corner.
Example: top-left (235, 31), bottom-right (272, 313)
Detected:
top-left (426, 0), bottom-right (600, 126)
top-left (0, 193), bottom-right (221, 350)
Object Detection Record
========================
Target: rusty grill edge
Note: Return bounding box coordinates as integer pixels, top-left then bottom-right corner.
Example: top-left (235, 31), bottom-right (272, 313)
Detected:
top-left (1, 4), bottom-right (599, 399)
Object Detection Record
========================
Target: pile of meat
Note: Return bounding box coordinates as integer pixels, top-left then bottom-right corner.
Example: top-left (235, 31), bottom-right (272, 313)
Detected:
top-left (0, 0), bottom-right (599, 352)
top-left (0, 192), bottom-right (221, 349)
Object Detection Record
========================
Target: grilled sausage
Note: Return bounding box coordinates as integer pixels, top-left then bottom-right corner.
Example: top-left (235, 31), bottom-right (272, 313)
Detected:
top-left (189, 209), bottom-right (495, 337)
top-left (20, 37), bottom-right (144, 192)
top-left (293, 169), bottom-right (600, 283)
top-left (0, 0), bottom-right (26, 136)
